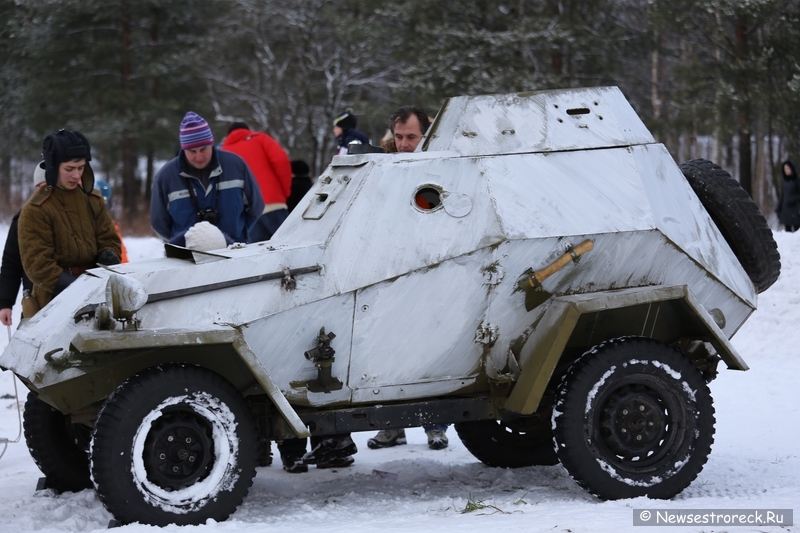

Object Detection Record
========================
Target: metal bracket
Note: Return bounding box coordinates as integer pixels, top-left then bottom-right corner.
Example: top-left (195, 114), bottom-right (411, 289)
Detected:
top-left (281, 266), bottom-right (296, 291)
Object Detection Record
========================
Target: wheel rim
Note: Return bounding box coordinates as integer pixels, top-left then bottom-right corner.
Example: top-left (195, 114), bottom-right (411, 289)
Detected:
top-left (144, 407), bottom-right (215, 490)
top-left (127, 393), bottom-right (240, 512)
top-left (594, 379), bottom-right (684, 472)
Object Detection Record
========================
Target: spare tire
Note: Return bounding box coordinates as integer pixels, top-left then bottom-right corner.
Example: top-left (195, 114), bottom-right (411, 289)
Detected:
top-left (680, 158), bottom-right (780, 293)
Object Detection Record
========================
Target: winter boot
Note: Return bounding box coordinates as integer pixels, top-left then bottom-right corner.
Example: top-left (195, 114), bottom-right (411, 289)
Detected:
top-left (278, 436), bottom-right (309, 473)
top-left (426, 428), bottom-right (449, 450)
top-left (367, 428), bottom-right (407, 449)
top-left (316, 455), bottom-right (355, 469)
top-left (302, 434), bottom-right (357, 465)
top-left (281, 455), bottom-right (309, 474)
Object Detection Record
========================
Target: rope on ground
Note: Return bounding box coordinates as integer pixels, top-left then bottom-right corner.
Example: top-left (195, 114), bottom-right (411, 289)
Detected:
top-left (0, 324), bottom-right (23, 459)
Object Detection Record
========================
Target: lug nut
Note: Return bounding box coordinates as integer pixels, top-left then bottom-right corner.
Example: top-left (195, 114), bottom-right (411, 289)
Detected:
top-left (621, 428), bottom-right (627, 433)
top-left (622, 409), bottom-right (628, 415)
top-left (173, 466), bottom-right (179, 472)
top-left (185, 437), bottom-right (192, 444)
top-left (167, 436), bottom-right (174, 442)
top-left (189, 456), bottom-right (195, 462)
top-left (159, 453), bottom-right (166, 460)
top-left (636, 435), bottom-right (642, 441)
top-left (639, 405), bottom-right (645, 411)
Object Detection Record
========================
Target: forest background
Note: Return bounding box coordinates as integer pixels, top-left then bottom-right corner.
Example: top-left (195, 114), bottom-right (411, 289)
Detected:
top-left (1, 0), bottom-right (799, 234)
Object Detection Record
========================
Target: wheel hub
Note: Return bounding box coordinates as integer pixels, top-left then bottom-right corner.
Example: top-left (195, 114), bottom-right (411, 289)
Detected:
top-left (144, 408), bottom-right (214, 490)
top-left (598, 383), bottom-right (673, 468)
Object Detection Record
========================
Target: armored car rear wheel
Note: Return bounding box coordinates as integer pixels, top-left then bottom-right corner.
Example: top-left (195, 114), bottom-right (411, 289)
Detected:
top-left (552, 337), bottom-right (714, 500)
top-left (23, 392), bottom-right (93, 493)
top-left (91, 364), bottom-right (258, 527)
top-left (455, 417), bottom-right (558, 467)
top-left (680, 158), bottom-right (780, 293)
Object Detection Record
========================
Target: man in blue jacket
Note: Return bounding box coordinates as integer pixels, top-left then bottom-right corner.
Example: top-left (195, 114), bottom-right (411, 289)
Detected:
top-left (151, 111), bottom-right (264, 247)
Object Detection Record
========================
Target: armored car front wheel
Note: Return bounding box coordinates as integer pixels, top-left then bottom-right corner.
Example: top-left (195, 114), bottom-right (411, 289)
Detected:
top-left (552, 337), bottom-right (714, 500)
top-left (90, 364), bottom-right (258, 527)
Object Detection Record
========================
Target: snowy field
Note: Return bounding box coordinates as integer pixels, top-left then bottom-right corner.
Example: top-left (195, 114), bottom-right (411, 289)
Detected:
top-left (0, 226), bottom-right (797, 532)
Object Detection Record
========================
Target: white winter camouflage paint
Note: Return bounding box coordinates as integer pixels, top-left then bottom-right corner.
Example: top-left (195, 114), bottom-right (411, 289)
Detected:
top-left (0, 86), bottom-right (771, 524)
top-left (0, 88), bottom-right (755, 408)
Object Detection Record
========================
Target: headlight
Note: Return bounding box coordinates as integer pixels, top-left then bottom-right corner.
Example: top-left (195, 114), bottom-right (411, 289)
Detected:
top-left (105, 273), bottom-right (148, 322)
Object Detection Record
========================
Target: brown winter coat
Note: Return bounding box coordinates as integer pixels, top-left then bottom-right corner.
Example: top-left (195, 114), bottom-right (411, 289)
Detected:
top-left (18, 186), bottom-right (121, 311)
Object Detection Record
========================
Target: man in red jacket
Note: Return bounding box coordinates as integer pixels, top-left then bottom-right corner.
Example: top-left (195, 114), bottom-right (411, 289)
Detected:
top-left (222, 122), bottom-right (292, 241)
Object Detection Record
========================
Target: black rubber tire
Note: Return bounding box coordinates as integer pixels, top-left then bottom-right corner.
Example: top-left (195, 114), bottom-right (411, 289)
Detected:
top-left (91, 364), bottom-right (258, 527)
top-left (552, 337), bottom-right (714, 500)
top-left (680, 158), bottom-right (780, 293)
top-left (455, 417), bottom-right (559, 468)
top-left (22, 392), bottom-right (93, 493)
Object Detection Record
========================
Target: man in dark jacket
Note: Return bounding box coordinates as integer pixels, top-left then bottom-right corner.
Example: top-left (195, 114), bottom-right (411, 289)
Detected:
top-left (333, 109), bottom-right (370, 156)
top-left (150, 111), bottom-right (265, 246)
top-left (777, 160), bottom-right (800, 232)
top-left (366, 105), bottom-right (450, 451)
top-left (287, 160), bottom-right (313, 213)
top-left (0, 164), bottom-right (47, 326)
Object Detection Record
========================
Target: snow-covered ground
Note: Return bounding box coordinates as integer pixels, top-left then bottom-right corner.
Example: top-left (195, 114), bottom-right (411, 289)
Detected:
top-left (0, 227), bottom-right (797, 532)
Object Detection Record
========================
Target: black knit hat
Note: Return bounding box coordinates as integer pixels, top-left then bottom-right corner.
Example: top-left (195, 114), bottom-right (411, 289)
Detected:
top-left (333, 109), bottom-right (357, 131)
top-left (291, 160), bottom-right (310, 177)
top-left (41, 129), bottom-right (94, 191)
top-left (228, 121), bottom-right (250, 134)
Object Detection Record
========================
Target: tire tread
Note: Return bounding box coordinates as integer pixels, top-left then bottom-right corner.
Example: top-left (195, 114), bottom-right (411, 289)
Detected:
top-left (680, 158), bottom-right (780, 293)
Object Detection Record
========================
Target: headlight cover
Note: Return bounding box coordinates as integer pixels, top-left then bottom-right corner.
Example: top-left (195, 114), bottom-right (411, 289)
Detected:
top-left (105, 273), bottom-right (148, 322)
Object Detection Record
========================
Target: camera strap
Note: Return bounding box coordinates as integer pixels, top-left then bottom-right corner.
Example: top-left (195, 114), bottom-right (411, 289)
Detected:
top-left (182, 176), bottom-right (220, 220)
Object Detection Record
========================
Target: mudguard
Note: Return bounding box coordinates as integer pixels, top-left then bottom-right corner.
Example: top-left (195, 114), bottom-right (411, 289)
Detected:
top-left (505, 285), bottom-right (748, 414)
top-left (60, 326), bottom-right (310, 438)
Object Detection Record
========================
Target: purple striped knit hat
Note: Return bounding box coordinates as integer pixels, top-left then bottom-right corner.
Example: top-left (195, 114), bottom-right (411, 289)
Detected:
top-left (180, 111), bottom-right (214, 150)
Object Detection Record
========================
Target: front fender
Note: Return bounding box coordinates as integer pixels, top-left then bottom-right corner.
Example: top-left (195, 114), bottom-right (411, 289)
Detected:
top-left (505, 285), bottom-right (748, 415)
top-left (31, 325), bottom-right (310, 438)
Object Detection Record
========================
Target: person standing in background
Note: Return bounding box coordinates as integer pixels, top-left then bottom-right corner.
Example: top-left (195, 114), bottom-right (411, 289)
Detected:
top-left (0, 163), bottom-right (47, 326)
top-left (366, 105), bottom-right (450, 451)
top-left (776, 160), bottom-right (800, 232)
top-left (287, 160), bottom-right (313, 213)
top-left (150, 111), bottom-right (264, 246)
top-left (221, 122), bottom-right (292, 241)
top-left (333, 109), bottom-right (369, 156)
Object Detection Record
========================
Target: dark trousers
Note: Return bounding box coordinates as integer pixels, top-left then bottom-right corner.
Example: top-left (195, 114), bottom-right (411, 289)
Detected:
top-left (249, 209), bottom-right (289, 242)
top-left (277, 437), bottom-right (308, 460)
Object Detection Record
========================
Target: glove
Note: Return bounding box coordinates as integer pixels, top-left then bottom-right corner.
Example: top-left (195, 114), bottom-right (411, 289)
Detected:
top-left (52, 272), bottom-right (78, 299)
top-left (96, 249), bottom-right (120, 266)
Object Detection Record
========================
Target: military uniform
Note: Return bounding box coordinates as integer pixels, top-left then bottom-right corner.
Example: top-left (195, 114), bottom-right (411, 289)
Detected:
top-left (19, 184), bottom-right (120, 311)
